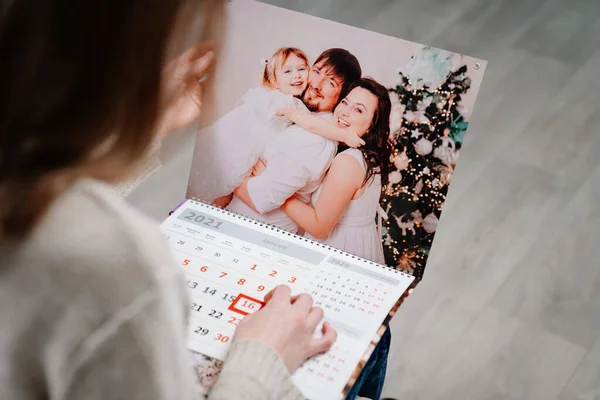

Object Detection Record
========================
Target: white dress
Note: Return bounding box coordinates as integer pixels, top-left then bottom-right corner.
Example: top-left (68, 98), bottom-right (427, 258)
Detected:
top-left (188, 87), bottom-right (299, 202)
top-left (305, 149), bottom-right (385, 264)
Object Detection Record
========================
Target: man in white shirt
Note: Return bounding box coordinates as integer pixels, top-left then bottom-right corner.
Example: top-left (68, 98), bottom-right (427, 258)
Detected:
top-left (228, 48), bottom-right (362, 233)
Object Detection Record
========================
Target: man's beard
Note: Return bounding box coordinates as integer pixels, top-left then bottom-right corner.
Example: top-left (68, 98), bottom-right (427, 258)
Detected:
top-left (301, 87), bottom-right (319, 112)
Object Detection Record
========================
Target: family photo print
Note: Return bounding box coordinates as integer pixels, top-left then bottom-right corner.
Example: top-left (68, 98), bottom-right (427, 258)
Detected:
top-left (185, 0), bottom-right (486, 397)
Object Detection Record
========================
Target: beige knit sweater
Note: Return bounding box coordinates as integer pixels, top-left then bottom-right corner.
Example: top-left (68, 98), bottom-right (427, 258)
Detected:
top-left (0, 179), bottom-right (304, 400)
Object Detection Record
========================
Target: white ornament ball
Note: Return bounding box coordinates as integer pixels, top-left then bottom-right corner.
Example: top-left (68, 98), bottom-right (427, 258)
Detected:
top-left (414, 138), bottom-right (433, 156)
top-left (393, 152), bottom-right (410, 171)
top-left (389, 170), bottom-right (403, 184)
top-left (423, 213), bottom-right (439, 233)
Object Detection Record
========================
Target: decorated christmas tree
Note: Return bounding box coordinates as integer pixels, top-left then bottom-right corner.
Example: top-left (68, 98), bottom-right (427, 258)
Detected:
top-left (381, 47), bottom-right (473, 280)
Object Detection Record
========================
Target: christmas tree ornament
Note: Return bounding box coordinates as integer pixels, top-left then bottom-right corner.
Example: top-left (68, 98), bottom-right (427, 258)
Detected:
top-left (389, 170), bottom-right (402, 184)
top-left (384, 234), bottom-right (393, 246)
top-left (435, 164), bottom-right (454, 186)
top-left (414, 138), bottom-right (433, 156)
top-left (423, 213), bottom-right (439, 233)
top-left (411, 129), bottom-right (422, 139)
top-left (404, 97), bottom-right (433, 124)
top-left (393, 151), bottom-right (410, 170)
top-left (392, 210), bottom-right (422, 236)
top-left (397, 251), bottom-right (417, 274)
top-left (414, 179), bottom-right (424, 194)
top-left (423, 167), bottom-right (431, 175)
top-left (433, 136), bottom-right (459, 165)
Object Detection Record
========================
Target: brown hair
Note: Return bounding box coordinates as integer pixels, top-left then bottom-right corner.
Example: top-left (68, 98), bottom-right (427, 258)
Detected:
top-left (0, 0), bottom-right (225, 240)
top-left (262, 47), bottom-right (310, 90)
top-left (314, 48), bottom-right (362, 103)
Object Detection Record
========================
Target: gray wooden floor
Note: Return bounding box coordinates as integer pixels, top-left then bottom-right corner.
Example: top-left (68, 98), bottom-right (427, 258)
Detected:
top-left (128, 0), bottom-right (600, 399)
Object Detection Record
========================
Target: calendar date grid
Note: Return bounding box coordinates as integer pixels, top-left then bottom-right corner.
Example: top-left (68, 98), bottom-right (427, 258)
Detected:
top-left (165, 222), bottom-right (315, 272)
top-left (165, 228), bottom-right (314, 290)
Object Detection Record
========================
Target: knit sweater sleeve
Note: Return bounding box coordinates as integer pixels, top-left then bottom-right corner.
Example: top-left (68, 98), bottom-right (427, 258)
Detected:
top-left (209, 340), bottom-right (305, 400)
top-left (57, 284), bottom-right (305, 400)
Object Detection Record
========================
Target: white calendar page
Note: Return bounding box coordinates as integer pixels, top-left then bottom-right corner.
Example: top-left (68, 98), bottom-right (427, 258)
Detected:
top-left (161, 200), bottom-right (414, 400)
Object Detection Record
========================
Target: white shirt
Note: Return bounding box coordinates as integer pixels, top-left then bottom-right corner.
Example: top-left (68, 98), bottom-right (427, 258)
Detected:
top-left (227, 112), bottom-right (337, 233)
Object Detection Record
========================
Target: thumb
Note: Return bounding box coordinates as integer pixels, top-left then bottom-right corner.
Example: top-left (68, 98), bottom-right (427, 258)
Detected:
top-left (306, 322), bottom-right (337, 358)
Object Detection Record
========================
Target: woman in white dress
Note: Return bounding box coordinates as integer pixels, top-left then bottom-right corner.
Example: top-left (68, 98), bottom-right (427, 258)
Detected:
top-left (278, 77), bottom-right (392, 264)
top-left (276, 77), bottom-right (393, 400)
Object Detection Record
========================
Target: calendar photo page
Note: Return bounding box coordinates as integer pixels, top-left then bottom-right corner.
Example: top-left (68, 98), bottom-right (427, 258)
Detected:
top-left (172, 0), bottom-right (487, 398)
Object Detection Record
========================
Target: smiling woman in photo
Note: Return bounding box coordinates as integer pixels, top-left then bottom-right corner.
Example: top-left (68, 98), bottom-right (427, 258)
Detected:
top-left (280, 77), bottom-right (392, 265)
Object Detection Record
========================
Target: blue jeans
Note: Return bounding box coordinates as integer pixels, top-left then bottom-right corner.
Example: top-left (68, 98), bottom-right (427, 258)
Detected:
top-left (345, 328), bottom-right (391, 400)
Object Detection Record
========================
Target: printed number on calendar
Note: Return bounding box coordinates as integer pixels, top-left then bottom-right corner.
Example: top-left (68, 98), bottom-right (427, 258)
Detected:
top-left (194, 326), bottom-right (209, 336)
top-left (203, 287), bottom-right (217, 296)
top-left (222, 293), bottom-right (236, 302)
top-left (214, 334), bottom-right (229, 343)
top-left (190, 303), bottom-right (203, 313)
top-left (183, 211), bottom-right (223, 230)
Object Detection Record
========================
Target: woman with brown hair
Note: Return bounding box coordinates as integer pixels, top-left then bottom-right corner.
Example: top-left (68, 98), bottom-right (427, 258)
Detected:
top-left (0, 1), bottom-right (335, 399)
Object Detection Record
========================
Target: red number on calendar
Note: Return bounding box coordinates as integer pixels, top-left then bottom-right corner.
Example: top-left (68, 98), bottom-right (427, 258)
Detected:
top-left (269, 270), bottom-right (277, 277)
top-left (219, 272), bottom-right (228, 278)
top-left (237, 278), bottom-right (246, 285)
top-left (182, 259), bottom-right (190, 266)
top-left (241, 300), bottom-right (256, 310)
top-left (257, 285), bottom-right (265, 292)
top-left (200, 265), bottom-right (208, 272)
top-left (288, 276), bottom-right (296, 283)
top-left (250, 264), bottom-right (257, 271)
top-left (228, 317), bottom-right (242, 326)
top-left (214, 334), bottom-right (230, 343)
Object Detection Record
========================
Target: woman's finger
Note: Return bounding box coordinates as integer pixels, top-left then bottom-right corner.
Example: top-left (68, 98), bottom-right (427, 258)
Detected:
top-left (292, 293), bottom-right (314, 314)
top-left (189, 50), bottom-right (216, 81)
top-left (306, 322), bottom-right (337, 358)
top-left (264, 285), bottom-right (291, 304)
top-left (306, 306), bottom-right (324, 332)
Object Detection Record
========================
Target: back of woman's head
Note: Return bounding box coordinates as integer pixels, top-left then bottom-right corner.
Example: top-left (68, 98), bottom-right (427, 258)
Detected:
top-left (344, 77), bottom-right (392, 188)
top-left (0, 0), bottom-right (223, 240)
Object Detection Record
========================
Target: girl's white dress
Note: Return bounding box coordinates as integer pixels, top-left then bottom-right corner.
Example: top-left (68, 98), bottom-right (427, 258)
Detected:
top-left (305, 148), bottom-right (386, 264)
top-left (188, 87), bottom-right (299, 202)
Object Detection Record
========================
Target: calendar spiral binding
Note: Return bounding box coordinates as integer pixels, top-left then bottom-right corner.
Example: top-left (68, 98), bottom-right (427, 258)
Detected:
top-left (186, 197), bottom-right (414, 281)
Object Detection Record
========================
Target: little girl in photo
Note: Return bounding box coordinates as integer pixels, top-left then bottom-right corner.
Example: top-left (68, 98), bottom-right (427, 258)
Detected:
top-left (188, 47), bottom-right (364, 206)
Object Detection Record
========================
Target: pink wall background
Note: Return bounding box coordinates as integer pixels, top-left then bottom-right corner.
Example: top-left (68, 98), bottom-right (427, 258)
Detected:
top-left (203, 0), bottom-right (487, 125)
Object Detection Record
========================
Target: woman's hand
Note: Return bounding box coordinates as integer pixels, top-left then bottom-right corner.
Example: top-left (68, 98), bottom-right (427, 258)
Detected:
top-left (251, 158), bottom-right (268, 176)
top-left (157, 42), bottom-right (216, 137)
top-left (233, 285), bottom-right (337, 372)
